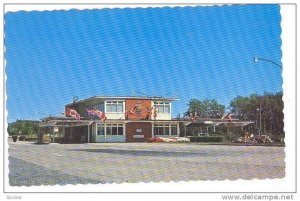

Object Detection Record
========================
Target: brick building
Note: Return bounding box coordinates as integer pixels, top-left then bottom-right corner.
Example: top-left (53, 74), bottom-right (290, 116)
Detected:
top-left (40, 95), bottom-right (254, 143)
top-left (40, 96), bottom-right (182, 143)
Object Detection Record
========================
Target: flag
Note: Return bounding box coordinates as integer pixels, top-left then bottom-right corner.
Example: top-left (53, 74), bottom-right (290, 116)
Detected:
top-left (65, 107), bottom-right (80, 122)
top-left (86, 109), bottom-right (107, 122)
top-left (151, 106), bottom-right (157, 119)
top-left (190, 111), bottom-right (196, 122)
top-left (222, 112), bottom-right (233, 122)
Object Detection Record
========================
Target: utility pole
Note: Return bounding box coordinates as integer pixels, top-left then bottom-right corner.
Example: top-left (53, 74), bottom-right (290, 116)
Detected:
top-left (259, 101), bottom-right (262, 136)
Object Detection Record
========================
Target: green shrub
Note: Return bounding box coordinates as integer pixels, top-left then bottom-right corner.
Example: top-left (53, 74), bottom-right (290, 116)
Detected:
top-left (189, 136), bottom-right (224, 142)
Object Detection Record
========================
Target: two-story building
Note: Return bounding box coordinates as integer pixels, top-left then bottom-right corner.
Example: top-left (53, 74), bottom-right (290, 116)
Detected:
top-left (40, 95), bottom-right (254, 143)
top-left (40, 96), bottom-right (181, 143)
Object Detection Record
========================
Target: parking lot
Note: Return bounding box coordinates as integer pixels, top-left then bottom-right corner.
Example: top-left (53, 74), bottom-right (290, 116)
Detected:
top-left (8, 140), bottom-right (285, 186)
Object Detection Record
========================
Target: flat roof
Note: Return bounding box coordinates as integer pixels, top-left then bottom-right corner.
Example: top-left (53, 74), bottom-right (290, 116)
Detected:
top-left (40, 116), bottom-right (254, 128)
top-left (65, 95), bottom-right (179, 106)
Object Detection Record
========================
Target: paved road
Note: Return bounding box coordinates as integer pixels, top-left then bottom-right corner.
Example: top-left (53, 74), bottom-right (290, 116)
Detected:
top-left (8, 140), bottom-right (285, 186)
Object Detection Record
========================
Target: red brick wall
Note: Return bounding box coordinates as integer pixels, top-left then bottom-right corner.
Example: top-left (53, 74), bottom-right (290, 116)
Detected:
top-left (125, 99), bottom-right (152, 120)
top-left (126, 122), bottom-right (152, 142)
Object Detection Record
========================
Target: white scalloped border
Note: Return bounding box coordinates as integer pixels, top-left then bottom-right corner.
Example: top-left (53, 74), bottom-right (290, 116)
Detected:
top-left (4, 4), bottom-right (226, 13)
top-left (2, 3), bottom-right (296, 194)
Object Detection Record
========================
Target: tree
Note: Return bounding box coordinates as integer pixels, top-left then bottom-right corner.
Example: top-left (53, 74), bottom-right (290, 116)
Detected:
top-left (185, 98), bottom-right (201, 117)
top-left (185, 98), bottom-right (225, 118)
top-left (229, 92), bottom-right (284, 140)
top-left (7, 123), bottom-right (18, 136)
top-left (7, 120), bottom-right (40, 136)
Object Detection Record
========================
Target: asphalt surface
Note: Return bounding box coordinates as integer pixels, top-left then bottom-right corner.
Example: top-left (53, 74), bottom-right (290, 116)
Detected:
top-left (8, 140), bottom-right (285, 186)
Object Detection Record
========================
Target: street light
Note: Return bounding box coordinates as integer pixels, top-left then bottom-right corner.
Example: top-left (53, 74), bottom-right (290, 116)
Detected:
top-left (253, 56), bottom-right (281, 136)
top-left (253, 56), bottom-right (282, 69)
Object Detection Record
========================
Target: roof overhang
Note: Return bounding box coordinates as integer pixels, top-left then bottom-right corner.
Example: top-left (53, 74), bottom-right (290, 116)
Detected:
top-left (186, 121), bottom-right (254, 127)
top-left (40, 116), bottom-right (254, 128)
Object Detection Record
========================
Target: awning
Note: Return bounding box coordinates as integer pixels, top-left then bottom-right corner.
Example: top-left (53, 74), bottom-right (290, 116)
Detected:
top-left (39, 120), bottom-right (93, 128)
top-left (186, 121), bottom-right (254, 128)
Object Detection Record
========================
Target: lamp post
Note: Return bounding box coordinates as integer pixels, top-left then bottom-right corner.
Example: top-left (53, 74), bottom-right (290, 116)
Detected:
top-left (253, 56), bottom-right (281, 136)
top-left (253, 56), bottom-right (282, 69)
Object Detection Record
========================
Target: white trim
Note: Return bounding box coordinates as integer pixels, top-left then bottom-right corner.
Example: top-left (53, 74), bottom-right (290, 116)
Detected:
top-left (151, 122), bottom-right (154, 137)
top-left (123, 101), bottom-right (126, 113)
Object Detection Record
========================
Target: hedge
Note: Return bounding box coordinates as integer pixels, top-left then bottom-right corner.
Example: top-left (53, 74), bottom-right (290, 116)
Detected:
top-left (189, 136), bottom-right (224, 142)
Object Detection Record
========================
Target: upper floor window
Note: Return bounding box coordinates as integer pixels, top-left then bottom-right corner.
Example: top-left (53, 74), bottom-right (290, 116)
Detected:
top-left (153, 102), bottom-right (170, 114)
top-left (88, 102), bottom-right (104, 112)
top-left (106, 101), bottom-right (124, 113)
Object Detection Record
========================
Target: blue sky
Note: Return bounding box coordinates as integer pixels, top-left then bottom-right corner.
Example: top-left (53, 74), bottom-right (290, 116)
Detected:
top-left (5, 5), bottom-right (282, 122)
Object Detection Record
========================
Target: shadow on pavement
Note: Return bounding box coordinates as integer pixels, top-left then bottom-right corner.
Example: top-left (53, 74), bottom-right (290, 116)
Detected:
top-left (69, 148), bottom-right (211, 157)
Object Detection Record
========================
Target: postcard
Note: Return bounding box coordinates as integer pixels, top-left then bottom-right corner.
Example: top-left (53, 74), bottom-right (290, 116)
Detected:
top-left (2, 2), bottom-right (297, 198)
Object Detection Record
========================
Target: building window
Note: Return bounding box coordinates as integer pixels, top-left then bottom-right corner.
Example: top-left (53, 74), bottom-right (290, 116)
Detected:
top-left (89, 102), bottom-right (104, 111)
top-left (97, 124), bottom-right (105, 135)
top-left (106, 101), bottom-right (124, 113)
top-left (153, 123), bottom-right (177, 136)
top-left (106, 124), bottom-right (124, 135)
top-left (153, 102), bottom-right (170, 114)
top-left (171, 124), bottom-right (178, 135)
top-left (106, 126), bottom-right (112, 135)
top-left (153, 124), bottom-right (169, 135)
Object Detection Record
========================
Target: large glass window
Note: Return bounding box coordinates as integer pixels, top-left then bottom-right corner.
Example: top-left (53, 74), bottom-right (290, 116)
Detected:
top-left (153, 102), bottom-right (170, 114)
top-left (118, 127), bottom-right (123, 136)
top-left (106, 124), bottom-right (124, 135)
top-left (154, 124), bottom-right (177, 136)
top-left (106, 101), bottom-right (124, 113)
top-left (165, 104), bottom-right (170, 114)
top-left (106, 126), bottom-right (112, 135)
top-left (153, 124), bottom-right (168, 135)
top-left (97, 124), bottom-right (105, 135)
top-left (171, 124), bottom-right (178, 135)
